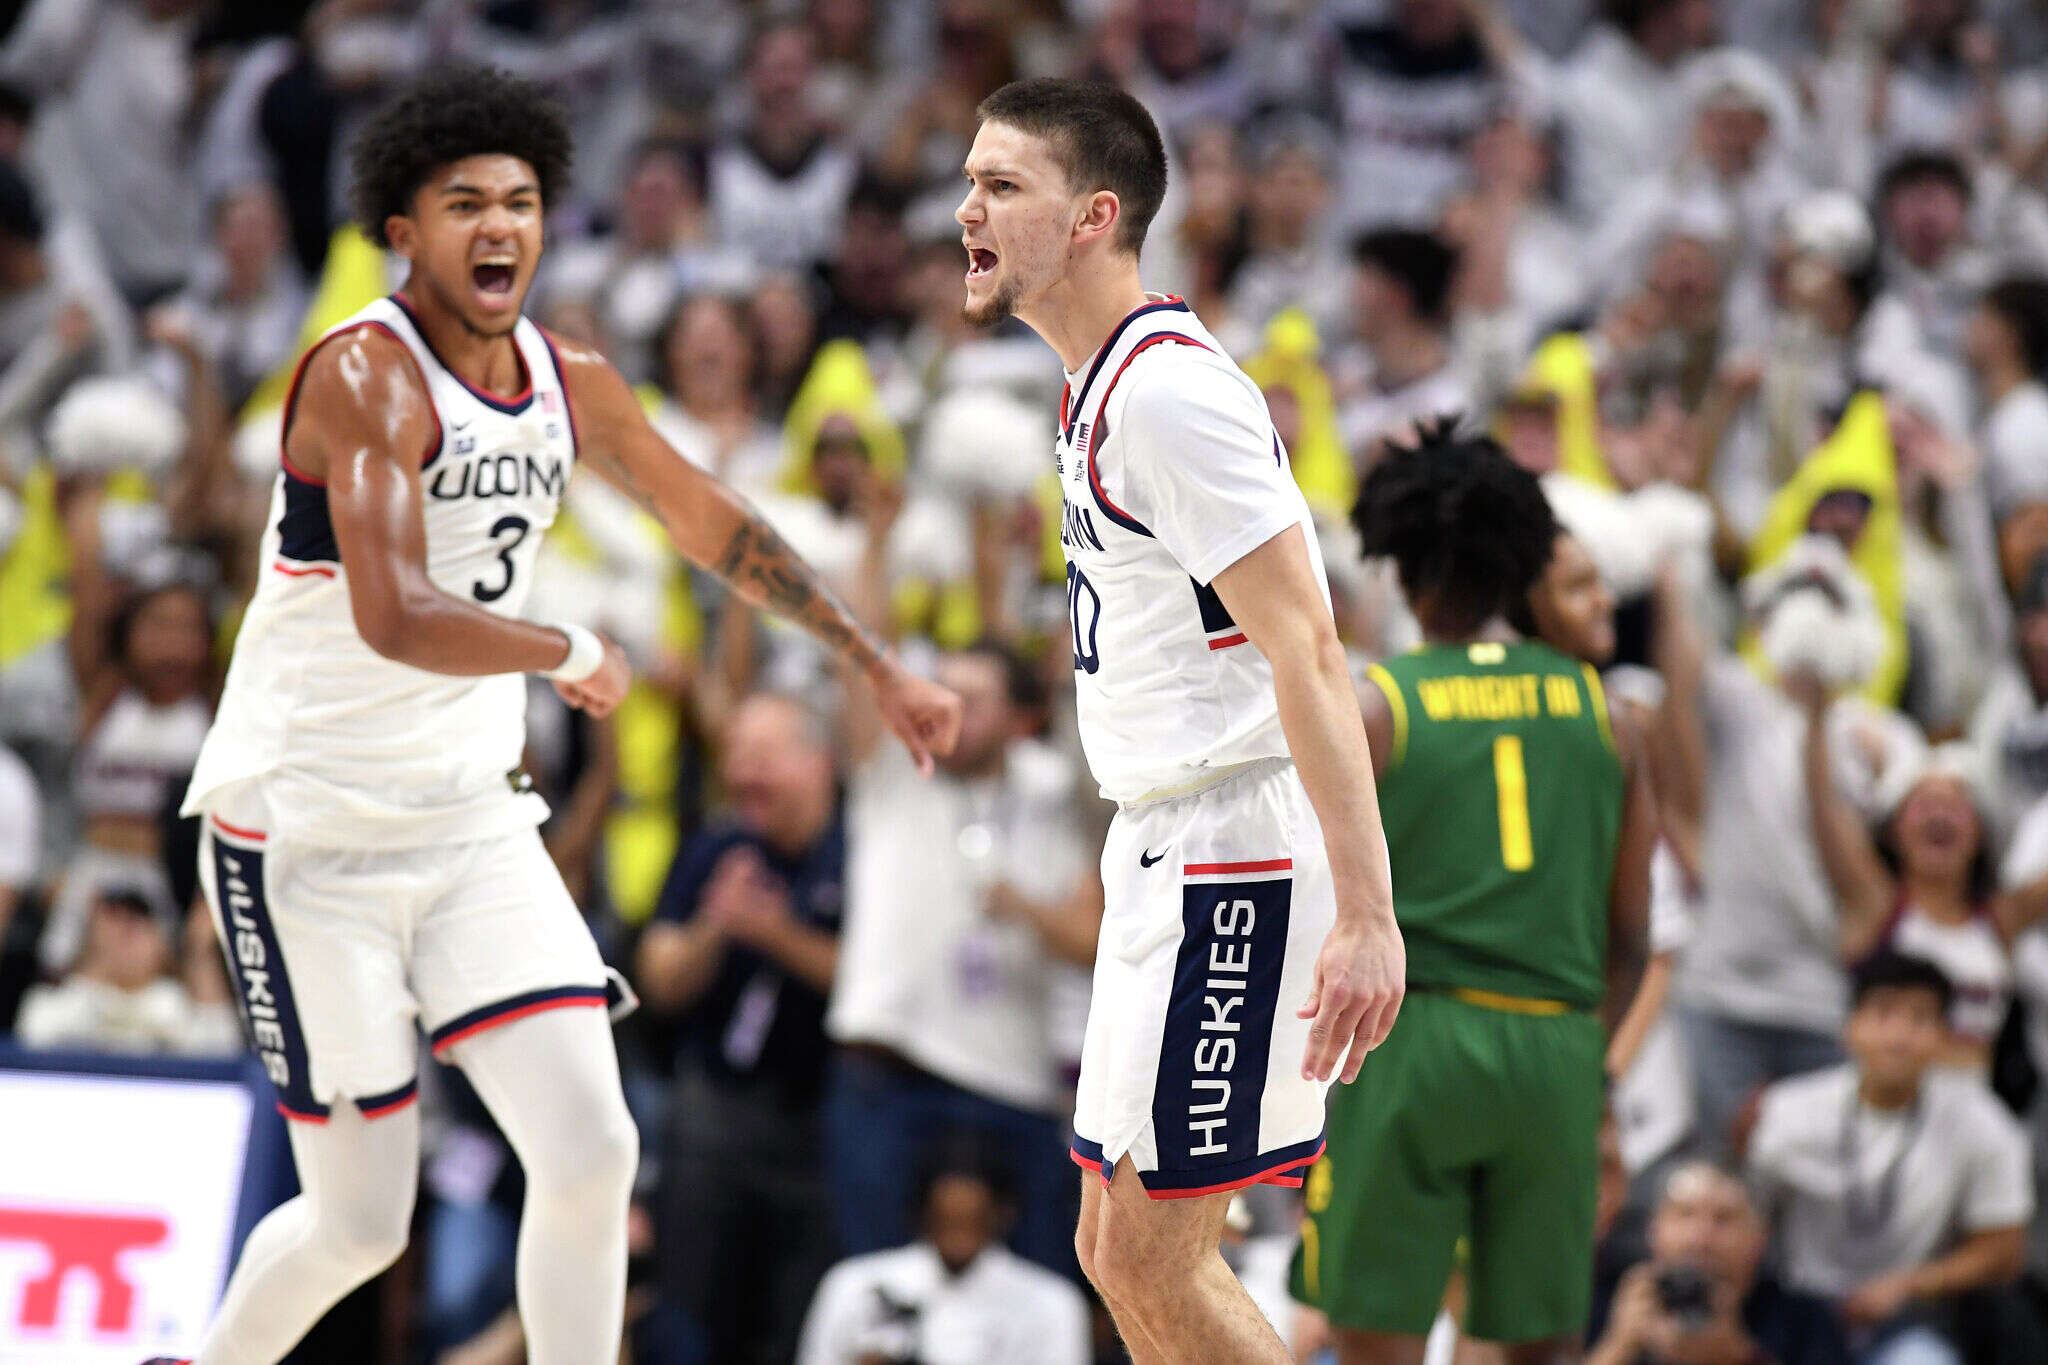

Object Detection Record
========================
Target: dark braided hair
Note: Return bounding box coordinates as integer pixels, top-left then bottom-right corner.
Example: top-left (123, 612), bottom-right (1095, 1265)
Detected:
top-left (1352, 418), bottom-right (1558, 639)
top-left (349, 65), bottom-right (572, 248)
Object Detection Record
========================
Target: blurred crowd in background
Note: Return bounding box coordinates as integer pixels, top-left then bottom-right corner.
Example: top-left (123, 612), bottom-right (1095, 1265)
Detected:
top-left (11, 0), bottom-right (2048, 1361)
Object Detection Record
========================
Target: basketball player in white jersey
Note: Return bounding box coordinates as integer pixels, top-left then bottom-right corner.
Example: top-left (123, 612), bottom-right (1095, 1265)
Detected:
top-left (153, 68), bottom-right (958, 1365)
top-left (956, 79), bottom-right (1405, 1363)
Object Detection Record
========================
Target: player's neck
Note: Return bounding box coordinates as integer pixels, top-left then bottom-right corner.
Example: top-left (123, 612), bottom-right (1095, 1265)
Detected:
top-left (397, 284), bottom-right (528, 399)
top-left (1023, 257), bottom-right (1153, 374)
top-left (1419, 615), bottom-right (1517, 648)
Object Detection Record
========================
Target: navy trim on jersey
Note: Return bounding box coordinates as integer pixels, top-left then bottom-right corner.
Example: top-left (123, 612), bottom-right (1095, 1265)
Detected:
top-left (1191, 577), bottom-right (1236, 634)
top-left (276, 468), bottom-right (339, 563)
top-left (537, 326), bottom-right (579, 464)
top-left (1150, 871), bottom-right (1292, 1185)
top-left (206, 828), bottom-right (327, 1123)
top-left (1063, 296), bottom-right (1191, 443)
top-left (390, 295), bottom-right (536, 416)
top-left (1080, 329), bottom-right (1214, 539)
top-left (1086, 426), bottom-right (1154, 537)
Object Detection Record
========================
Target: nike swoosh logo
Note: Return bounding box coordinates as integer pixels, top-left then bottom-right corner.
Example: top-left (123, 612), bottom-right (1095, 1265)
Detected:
top-left (451, 419), bottom-right (473, 431)
top-left (1140, 848), bottom-right (1165, 868)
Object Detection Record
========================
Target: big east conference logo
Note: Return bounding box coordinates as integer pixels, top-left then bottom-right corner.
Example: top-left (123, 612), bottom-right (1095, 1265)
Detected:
top-left (0, 1205), bottom-right (170, 1332)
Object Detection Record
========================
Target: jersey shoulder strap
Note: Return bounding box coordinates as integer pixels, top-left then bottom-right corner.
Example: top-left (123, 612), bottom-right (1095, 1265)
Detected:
top-left (278, 297), bottom-right (442, 478)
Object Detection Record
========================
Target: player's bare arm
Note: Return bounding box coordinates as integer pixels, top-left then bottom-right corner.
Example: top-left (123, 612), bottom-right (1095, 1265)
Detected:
top-left (1211, 524), bottom-right (1404, 1085)
top-left (1603, 700), bottom-right (1655, 1041)
top-left (548, 332), bottom-right (962, 773)
top-left (301, 327), bottom-right (628, 712)
top-left (1356, 675), bottom-right (1394, 780)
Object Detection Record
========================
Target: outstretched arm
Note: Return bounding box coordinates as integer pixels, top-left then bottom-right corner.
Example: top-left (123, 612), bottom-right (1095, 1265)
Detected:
top-left (551, 333), bottom-right (961, 773)
top-left (300, 328), bottom-right (627, 710)
top-left (1785, 673), bottom-right (1895, 957)
top-left (1213, 526), bottom-right (1404, 1085)
top-left (1603, 702), bottom-right (1655, 1043)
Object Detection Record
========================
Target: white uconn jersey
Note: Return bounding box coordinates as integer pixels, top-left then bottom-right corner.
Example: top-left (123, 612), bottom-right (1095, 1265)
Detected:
top-left (184, 296), bottom-right (576, 846)
top-left (1054, 297), bottom-right (1330, 803)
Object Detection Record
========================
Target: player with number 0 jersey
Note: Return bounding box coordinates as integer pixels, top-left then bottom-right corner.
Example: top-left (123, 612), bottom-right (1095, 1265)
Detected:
top-left (957, 79), bottom-right (1404, 1364)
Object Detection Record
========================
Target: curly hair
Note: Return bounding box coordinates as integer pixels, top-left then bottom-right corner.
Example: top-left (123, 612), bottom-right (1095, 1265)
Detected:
top-left (1351, 418), bottom-right (1558, 639)
top-left (348, 65), bottom-right (573, 248)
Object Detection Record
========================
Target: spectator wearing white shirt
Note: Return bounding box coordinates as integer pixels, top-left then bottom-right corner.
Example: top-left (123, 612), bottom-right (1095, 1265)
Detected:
top-left (1875, 151), bottom-right (1999, 361)
top-left (1807, 0), bottom-right (1998, 200)
top-left (1441, 112), bottom-right (1588, 406)
top-left (151, 183), bottom-right (308, 412)
top-left (1121, 0), bottom-right (1260, 146)
top-left (1747, 950), bottom-right (2038, 1365)
top-left (1333, 226), bottom-right (1475, 466)
top-left (0, 156), bottom-right (132, 448)
top-left (1660, 541), bottom-right (1925, 1157)
top-left (709, 23), bottom-right (861, 274)
top-left (541, 140), bottom-right (753, 388)
top-left (16, 886), bottom-right (238, 1055)
top-left (826, 637), bottom-right (1100, 1276)
top-left (1323, 0), bottom-right (1512, 235)
top-left (798, 1138), bottom-right (1090, 1365)
top-left (647, 293), bottom-right (786, 497)
top-left (1964, 276), bottom-right (2048, 521)
top-left (1220, 124), bottom-right (1348, 350)
top-left (1557, 0), bottom-right (1717, 225)
top-left (0, 0), bottom-right (204, 306)
top-left (1588, 49), bottom-right (1808, 326)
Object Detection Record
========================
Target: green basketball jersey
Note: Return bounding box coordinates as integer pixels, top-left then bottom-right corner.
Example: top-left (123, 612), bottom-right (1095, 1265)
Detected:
top-left (1367, 640), bottom-right (1624, 1009)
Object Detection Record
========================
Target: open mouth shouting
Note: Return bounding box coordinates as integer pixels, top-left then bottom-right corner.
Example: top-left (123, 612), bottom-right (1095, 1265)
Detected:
top-left (965, 244), bottom-right (998, 282)
top-left (472, 255), bottom-right (519, 308)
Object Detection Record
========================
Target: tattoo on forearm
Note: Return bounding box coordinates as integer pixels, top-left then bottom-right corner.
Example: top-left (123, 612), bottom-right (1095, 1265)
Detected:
top-left (716, 515), bottom-right (881, 669)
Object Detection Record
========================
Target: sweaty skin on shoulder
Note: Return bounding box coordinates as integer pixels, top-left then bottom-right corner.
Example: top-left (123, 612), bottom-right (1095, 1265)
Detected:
top-left (294, 326), bottom-right (583, 678)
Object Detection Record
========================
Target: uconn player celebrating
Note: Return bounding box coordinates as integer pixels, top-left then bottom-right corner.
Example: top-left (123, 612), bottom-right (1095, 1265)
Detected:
top-left (165, 68), bottom-right (958, 1365)
top-left (958, 80), bottom-right (1404, 1363)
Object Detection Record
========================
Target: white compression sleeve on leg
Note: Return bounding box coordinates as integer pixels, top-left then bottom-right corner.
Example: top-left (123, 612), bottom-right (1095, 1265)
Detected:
top-left (448, 1002), bottom-right (639, 1365)
top-left (193, 1101), bottom-right (420, 1365)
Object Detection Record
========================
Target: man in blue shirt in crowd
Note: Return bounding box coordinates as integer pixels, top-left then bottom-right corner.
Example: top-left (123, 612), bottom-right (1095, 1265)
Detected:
top-left (635, 691), bottom-right (847, 1365)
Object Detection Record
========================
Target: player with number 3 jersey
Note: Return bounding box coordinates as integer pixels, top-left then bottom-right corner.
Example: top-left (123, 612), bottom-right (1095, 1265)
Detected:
top-left (957, 79), bottom-right (1404, 1364)
top-left (167, 67), bottom-right (958, 1365)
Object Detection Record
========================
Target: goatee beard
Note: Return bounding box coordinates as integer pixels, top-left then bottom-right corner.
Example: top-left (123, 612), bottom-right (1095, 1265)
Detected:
top-left (963, 278), bottom-right (1017, 328)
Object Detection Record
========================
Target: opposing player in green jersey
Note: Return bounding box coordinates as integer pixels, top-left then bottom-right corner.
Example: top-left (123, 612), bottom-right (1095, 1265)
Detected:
top-left (1291, 428), bottom-right (1654, 1364)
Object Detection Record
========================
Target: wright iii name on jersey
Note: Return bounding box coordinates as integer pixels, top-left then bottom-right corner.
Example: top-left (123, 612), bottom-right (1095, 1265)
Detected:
top-left (1053, 297), bottom-right (1331, 804)
top-left (183, 296), bottom-right (577, 847)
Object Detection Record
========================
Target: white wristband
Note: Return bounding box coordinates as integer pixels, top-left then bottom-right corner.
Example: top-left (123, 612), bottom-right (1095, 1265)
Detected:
top-left (543, 622), bottom-right (604, 684)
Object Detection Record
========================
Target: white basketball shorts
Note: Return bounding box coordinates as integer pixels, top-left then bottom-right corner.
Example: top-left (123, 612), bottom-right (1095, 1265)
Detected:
top-left (1072, 757), bottom-right (1336, 1198)
top-left (196, 777), bottom-right (616, 1123)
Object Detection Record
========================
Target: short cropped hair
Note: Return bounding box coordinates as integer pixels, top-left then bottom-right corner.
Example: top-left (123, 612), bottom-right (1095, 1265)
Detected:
top-left (1983, 277), bottom-right (2048, 377)
top-left (1850, 949), bottom-right (1955, 1017)
top-left (1877, 149), bottom-right (1972, 210)
top-left (1352, 227), bottom-right (1460, 326)
top-left (976, 78), bottom-right (1167, 255)
top-left (349, 64), bottom-right (573, 248)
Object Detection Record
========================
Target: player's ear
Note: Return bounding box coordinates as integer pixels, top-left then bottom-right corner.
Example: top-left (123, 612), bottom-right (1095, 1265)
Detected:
top-left (384, 214), bottom-right (416, 259)
top-left (1073, 190), bottom-right (1121, 249)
